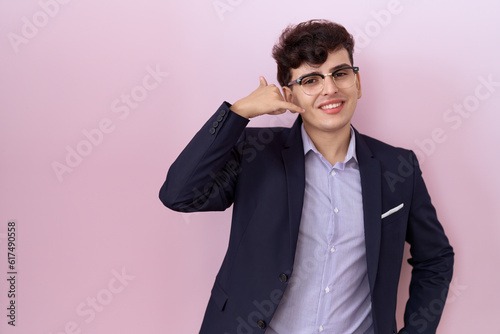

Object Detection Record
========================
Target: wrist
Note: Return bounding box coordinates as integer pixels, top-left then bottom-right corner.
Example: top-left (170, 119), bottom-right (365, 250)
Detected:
top-left (230, 100), bottom-right (251, 119)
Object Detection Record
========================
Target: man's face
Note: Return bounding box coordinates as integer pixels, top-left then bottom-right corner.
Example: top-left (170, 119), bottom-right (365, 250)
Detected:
top-left (283, 48), bottom-right (362, 137)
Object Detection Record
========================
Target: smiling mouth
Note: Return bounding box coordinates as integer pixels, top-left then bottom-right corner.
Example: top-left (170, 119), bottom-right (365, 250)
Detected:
top-left (320, 102), bottom-right (343, 110)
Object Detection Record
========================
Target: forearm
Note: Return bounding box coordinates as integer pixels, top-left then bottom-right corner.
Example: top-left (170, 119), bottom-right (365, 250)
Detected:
top-left (159, 102), bottom-right (249, 212)
top-left (400, 153), bottom-right (454, 333)
top-left (400, 247), bottom-right (454, 334)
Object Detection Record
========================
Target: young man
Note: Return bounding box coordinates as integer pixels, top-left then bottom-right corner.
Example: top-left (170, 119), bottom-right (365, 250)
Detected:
top-left (160, 20), bottom-right (454, 334)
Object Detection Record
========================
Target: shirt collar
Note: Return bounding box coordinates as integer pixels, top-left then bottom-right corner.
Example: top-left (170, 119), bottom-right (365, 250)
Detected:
top-left (301, 124), bottom-right (358, 164)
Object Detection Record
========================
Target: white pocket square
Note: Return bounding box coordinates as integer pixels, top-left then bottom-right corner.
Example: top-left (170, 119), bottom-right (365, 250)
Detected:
top-left (381, 203), bottom-right (404, 219)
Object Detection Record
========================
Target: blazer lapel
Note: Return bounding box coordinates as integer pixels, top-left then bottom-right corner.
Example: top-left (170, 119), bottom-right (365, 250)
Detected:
top-left (281, 116), bottom-right (306, 260)
top-left (354, 128), bottom-right (382, 293)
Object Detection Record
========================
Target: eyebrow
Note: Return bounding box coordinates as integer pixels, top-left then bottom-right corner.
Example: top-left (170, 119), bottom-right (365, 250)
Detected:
top-left (299, 63), bottom-right (352, 78)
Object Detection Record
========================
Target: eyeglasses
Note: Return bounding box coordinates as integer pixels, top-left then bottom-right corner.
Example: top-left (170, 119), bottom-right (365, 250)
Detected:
top-left (287, 66), bottom-right (359, 96)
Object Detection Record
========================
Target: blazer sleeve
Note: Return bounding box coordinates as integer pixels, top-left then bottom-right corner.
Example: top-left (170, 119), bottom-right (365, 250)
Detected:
top-left (400, 152), bottom-right (454, 334)
top-left (159, 102), bottom-right (249, 212)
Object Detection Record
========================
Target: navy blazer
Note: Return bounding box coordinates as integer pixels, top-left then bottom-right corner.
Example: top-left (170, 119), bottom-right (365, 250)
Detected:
top-left (160, 102), bottom-right (454, 334)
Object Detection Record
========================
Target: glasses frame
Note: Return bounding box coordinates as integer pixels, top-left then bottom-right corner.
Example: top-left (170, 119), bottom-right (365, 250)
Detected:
top-left (287, 66), bottom-right (360, 95)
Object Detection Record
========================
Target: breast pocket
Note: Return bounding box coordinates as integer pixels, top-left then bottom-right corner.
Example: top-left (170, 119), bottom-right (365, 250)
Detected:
top-left (380, 204), bottom-right (408, 250)
top-left (381, 203), bottom-right (406, 228)
top-left (381, 209), bottom-right (406, 228)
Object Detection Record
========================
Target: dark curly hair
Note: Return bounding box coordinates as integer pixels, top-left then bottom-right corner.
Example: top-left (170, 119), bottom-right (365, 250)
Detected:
top-left (272, 19), bottom-right (355, 87)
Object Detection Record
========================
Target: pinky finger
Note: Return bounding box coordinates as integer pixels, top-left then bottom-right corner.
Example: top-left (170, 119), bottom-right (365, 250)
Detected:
top-left (269, 109), bottom-right (287, 115)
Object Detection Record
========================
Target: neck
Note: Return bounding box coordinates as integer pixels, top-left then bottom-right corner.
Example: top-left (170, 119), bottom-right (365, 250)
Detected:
top-left (304, 123), bottom-right (352, 166)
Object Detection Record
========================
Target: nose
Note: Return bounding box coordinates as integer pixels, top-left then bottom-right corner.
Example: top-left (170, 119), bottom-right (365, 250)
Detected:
top-left (322, 74), bottom-right (339, 95)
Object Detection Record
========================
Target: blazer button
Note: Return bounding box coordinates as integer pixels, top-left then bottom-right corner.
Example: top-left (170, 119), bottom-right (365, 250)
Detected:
top-left (256, 320), bottom-right (266, 329)
top-left (209, 128), bottom-right (216, 135)
top-left (220, 109), bottom-right (226, 116)
top-left (217, 115), bottom-right (224, 122)
top-left (279, 273), bottom-right (288, 283)
top-left (212, 121), bottom-right (219, 128)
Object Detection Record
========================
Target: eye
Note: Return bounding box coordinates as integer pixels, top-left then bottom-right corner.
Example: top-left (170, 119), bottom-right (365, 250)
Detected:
top-left (302, 75), bottom-right (321, 86)
top-left (333, 70), bottom-right (349, 78)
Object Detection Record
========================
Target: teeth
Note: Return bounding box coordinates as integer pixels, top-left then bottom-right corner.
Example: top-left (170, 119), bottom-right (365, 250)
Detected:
top-left (320, 102), bottom-right (342, 109)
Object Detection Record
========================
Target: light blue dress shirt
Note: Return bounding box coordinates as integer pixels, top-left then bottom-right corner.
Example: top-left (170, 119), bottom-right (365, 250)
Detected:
top-left (266, 125), bottom-right (374, 334)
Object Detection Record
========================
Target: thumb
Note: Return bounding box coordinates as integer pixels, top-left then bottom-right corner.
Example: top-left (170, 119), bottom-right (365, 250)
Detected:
top-left (259, 76), bottom-right (268, 87)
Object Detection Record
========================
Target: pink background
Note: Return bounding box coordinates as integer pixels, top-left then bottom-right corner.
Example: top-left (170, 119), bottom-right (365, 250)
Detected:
top-left (1, 0), bottom-right (499, 333)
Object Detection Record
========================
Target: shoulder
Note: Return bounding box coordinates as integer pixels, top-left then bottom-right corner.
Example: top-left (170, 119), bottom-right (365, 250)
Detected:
top-left (355, 130), bottom-right (419, 175)
top-left (356, 130), bottom-right (413, 159)
top-left (242, 126), bottom-right (293, 149)
top-left (245, 126), bottom-right (290, 139)
top-left (243, 114), bottom-right (303, 148)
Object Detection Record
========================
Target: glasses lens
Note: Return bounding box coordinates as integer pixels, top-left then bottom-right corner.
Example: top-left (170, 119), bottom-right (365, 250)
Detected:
top-left (300, 68), bottom-right (357, 95)
top-left (301, 75), bottom-right (323, 95)
top-left (333, 68), bottom-right (356, 89)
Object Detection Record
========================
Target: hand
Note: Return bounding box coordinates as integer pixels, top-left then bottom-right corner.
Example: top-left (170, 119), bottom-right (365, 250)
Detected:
top-left (230, 77), bottom-right (304, 119)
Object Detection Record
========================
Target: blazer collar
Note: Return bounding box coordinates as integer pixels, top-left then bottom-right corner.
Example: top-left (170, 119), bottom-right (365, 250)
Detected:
top-left (282, 115), bottom-right (305, 260)
top-left (354, 127), bottom-right (382, 293)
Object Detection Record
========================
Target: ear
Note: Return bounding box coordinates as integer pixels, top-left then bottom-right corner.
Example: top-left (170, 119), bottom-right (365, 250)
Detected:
top-left (282, 86), bottom-right (294, 103)
top-left (356, 71), bottom-right (362, 99)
